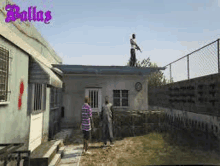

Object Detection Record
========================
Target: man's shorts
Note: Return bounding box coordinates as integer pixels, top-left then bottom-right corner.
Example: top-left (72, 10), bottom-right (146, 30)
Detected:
top-left (82, 130), bottom-right (90, 140)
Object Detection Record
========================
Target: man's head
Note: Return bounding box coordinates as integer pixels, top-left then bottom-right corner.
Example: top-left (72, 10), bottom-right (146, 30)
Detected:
top-left (105, 96), bottom-right (109, 104)
top-left (85, 96), bottom-right (89, 104)
top-left (132, 34), bottom-right (136, 39)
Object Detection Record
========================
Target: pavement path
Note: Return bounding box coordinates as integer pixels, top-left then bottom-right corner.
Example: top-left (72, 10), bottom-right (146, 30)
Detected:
top-left (54, 129), bottom-right (84, 166)
top-left (58, 144), bottom-right (83, 166)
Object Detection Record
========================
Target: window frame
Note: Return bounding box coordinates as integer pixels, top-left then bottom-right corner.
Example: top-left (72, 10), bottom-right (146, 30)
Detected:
top-left (113, 90), bottom-right (129, 107)
top-left (33, 83), bottom-right (42, 111)
top-left (0, 46), bottom-right (11, 104)
top-left (50, 87), bottom-right (55, 108)
top-left (89, 89), bottom-right (99, 109)
top-left (50, 87), bottom-right (61, 109)
top-left (31, 83), bottom-right (46, 114)
top-left (85, 88), bottom-right (102, 113)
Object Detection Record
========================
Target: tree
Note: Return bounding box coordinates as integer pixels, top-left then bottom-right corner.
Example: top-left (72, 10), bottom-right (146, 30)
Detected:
top-left (126, 58), bottom-right (173, 87)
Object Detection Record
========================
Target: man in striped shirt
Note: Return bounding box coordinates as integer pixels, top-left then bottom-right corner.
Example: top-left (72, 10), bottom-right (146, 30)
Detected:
top-left (81, 96), bottom-right (93, 154)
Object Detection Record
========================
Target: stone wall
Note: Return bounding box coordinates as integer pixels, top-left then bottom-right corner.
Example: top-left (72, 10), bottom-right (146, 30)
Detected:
top-left (149, 73), bottom-right (220, 116)
top-left (148, 73), bottom-right (220, 140)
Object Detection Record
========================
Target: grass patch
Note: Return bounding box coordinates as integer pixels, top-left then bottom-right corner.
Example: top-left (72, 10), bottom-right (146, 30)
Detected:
top-left (80, 131), bottom-right (220, 166)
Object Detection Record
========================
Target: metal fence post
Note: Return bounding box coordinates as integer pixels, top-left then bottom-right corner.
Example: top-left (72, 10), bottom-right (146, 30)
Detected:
top-left (218, 39), bottom-right (219, 73)
top-left (187, 55), bottom-right (189, 80)
top-left (170, 64), bottom-right (172, 83)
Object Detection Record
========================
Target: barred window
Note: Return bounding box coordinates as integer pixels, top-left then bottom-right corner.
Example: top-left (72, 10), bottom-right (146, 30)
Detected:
top-left (113, 90), bottom-right (129, 107)
top-left (50, 87), bottom-right (55, 108)
top-left (50, 87), bottom-right (61, 108)
top-left (33, 84), bottom-right (43, 111)
top-left (56, 89), bottom-right (61, 107)
top-left (0, 47), bottom-right (9, 102)
top-left (89, 90), bottom-right (99, 108)
top-left (54, 88), bottom-right (57, 107)
top-left (62, 83), bottom-right (65, 92)
top-left (122, 90), bottom-right (129, 106)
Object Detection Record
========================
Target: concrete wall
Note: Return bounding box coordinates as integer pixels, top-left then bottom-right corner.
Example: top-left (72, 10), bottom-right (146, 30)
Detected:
top-left (61, 74), bottom-right (148, 128)
top-left (148, 73), bottom-right (220, 138)
top-left (149, 73), bottom-right (220, 116)
top-left (0, 0), bottom-right (62, 64)
top-left (0, 0), bottom-right (63, 154)
top-left (149, 105), bottom-right (220, 139)
top-left (0, 36), bottom-right (30, 150)
top-left (42, 87), bottom-right (51, 142)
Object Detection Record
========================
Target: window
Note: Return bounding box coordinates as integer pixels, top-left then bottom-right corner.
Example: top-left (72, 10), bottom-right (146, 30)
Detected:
top-left (55, 88), bottom-right (61, 107)
top-left (33, 84), bottom-right (43, 111)
top-left (50, 87), bottom-right (61, 108)
top-left (89, 90), bottom-right (99, 108)
top-left (0, 47), bottom-right (9, 102)
top-left (62, 83), bottom-right (65, 92)
top-left (85, 88), bottom-right (101, 113)
top-left (54, 88), bottom-right (57, 107)
top-left (50, 87), bottom-right (55, 108)
top-left (32, 83), bottom-right (46, 111)
top-left (113, 90), bottom-right (129, 107)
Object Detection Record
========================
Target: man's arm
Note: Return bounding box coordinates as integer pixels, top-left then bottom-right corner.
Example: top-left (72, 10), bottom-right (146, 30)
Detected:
top-left (110, 105), bottom-right (114, 121)
top-left (130, 39), bottom-right (142, 52)
top-left (100, 107), bottom-right (103, 121)
top-left (80, 108), bottom-right (82, 130)
top-left (90, 117), bottom-right (94, 129)
top-left (90, 108), bottom-right (94, 129)
top-left (99, 107), bottom-right (103, 127)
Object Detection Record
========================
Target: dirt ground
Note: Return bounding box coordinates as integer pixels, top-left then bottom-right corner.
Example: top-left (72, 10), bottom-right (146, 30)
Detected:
top-left (79, 130), bottom-right (220, 166)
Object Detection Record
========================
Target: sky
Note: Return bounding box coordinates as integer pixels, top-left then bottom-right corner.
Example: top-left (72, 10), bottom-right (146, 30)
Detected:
top-left (10, 0), bottom-right (220, 82)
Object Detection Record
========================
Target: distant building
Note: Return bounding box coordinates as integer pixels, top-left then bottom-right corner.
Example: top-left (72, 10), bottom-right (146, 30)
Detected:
top-left (53, 65), bottom-right (165, 128)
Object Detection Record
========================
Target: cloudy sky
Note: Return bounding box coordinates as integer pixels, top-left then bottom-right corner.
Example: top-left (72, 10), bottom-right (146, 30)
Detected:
top-left (11, 0), bottom-right (220, 82)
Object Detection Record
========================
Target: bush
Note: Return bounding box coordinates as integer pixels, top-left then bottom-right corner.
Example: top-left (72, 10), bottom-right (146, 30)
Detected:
top-left (90, 110), bottom-right (166, 140)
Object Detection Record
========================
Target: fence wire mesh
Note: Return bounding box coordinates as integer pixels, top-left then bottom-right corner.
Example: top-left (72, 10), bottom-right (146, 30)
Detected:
top-left (163, 39), bottom-right (220, 83)
top-left (170, 56), bottom-right (188, 82)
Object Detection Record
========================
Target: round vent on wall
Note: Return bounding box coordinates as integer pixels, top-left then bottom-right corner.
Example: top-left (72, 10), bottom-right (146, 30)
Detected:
top-left (135, 82), bottom-right (142, 92)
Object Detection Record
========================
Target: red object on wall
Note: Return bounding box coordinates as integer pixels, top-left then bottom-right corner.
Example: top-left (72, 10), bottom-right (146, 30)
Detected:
top-left (20, 81), bottom-right (24, 94)
top-left (18, 80), bottom-right (24, 110)
top-left (18, 94), bottom-right (22, 110)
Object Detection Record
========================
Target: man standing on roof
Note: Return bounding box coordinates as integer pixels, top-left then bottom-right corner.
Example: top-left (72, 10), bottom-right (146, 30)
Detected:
top-left (130, 34), bottom-right (142, 67)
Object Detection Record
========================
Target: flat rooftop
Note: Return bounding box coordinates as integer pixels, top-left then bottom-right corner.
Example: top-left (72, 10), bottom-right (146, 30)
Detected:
top-left (52, 64), bottom-right (166, 76)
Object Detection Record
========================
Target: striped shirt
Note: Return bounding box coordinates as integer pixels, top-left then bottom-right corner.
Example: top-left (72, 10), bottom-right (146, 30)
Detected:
top-left (81, 103), bottom-right (92, 131)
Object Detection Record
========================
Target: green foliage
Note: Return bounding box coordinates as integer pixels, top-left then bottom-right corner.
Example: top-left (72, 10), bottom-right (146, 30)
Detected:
top-left (126, 58), bottom-right (174, 87)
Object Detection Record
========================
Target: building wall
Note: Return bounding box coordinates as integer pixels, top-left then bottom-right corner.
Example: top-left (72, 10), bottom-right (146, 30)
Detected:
top-left (0, 0), bottom-right (63, 149)
top-left (0, 0), bottom-right (62, 64)
top-left (0, 36), bottom-right (30, 150)
top-left (42, 86), bottom-right (51, 142)
top-left (61, 74), bottom-right (148, 128)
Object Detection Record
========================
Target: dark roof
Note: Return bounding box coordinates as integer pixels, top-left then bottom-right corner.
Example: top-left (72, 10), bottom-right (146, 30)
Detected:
top-left (52, 64), bottom-right (166, 76)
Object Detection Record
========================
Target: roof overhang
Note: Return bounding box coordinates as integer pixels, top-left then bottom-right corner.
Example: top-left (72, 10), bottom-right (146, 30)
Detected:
top-left (52, 64), bottom-right (166, 76)
top-left (0, 22), bottom-right (53, 69)
top-left (29, 58), bottom-right (63, 88)
top-left (0, 21), bottom-right (63, 88)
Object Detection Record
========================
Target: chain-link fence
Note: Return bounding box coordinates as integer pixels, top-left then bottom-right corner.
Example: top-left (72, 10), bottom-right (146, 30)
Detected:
top-left (164, 39), bottom-right (220, 83)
